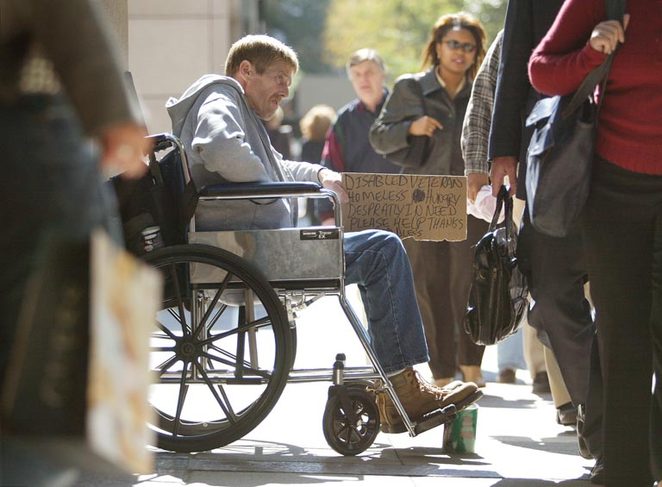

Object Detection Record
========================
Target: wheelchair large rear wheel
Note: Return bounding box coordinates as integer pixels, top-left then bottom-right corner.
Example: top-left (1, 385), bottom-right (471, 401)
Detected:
top-left (144, 244), bottom-right (292, 452)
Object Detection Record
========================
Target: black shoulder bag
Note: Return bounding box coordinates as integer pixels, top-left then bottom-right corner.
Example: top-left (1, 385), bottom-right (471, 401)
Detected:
top-left (464, 186), bottom-right (528, 345)
top-left (524, 0), bottom-right (625, 237)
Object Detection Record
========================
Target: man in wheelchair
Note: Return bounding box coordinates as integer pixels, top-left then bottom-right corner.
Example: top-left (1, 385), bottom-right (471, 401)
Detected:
top-left (166, 34), bottom-right (482, 433)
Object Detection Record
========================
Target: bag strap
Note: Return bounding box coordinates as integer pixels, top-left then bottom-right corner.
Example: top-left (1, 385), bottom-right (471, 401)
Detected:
top-left (561, 0), bottom-right (626, 118)
top-left (489, 187), bottom-right (504, 231)
top-left (489, 186), bottom-right (516, 240)
top-left (606, 0), bottom-right (626, 21)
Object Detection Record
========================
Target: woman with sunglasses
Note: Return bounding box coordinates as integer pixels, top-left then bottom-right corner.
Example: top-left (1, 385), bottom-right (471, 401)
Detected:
top-left (370, 13), bottom-right (489, 389)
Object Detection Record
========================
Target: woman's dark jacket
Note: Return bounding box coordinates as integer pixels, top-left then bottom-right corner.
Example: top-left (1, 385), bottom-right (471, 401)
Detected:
top-left (370, 68), bottom-right (472, 176)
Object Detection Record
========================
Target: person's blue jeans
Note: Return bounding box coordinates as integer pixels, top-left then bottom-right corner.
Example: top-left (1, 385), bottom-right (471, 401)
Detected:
top-left (497, 327), bottom-right (526, 371)
top-left (343, 230), bottom-right (429, 373)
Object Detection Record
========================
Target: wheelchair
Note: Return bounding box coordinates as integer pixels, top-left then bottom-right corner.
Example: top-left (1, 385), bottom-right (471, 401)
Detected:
top-left (124, 133), bottom-right (458, 456)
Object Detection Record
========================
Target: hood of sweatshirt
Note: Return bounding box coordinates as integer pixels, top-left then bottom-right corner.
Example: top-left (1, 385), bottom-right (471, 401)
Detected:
top-left (166, 74), bottom-right (244, 135)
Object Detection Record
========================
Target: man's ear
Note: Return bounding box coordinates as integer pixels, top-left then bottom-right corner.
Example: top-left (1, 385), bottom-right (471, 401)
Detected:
top-left (237, 60), bottom-right (253, 82)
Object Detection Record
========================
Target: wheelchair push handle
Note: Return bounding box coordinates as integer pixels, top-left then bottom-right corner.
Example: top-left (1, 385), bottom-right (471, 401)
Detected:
top-left (197, 181), bottom-right (344, 227)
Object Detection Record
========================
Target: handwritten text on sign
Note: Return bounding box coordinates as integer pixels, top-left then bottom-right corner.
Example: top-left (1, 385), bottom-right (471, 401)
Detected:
top-left (341, 173), bottom-right (467, 241)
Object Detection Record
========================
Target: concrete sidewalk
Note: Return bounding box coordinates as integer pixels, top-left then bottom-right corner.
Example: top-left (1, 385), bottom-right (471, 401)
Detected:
top-left (75, 294), bottom-right (595, 487)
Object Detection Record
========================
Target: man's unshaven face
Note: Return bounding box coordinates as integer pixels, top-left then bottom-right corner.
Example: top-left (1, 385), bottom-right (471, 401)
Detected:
top-left (244, 60), bottom-right (293, 120)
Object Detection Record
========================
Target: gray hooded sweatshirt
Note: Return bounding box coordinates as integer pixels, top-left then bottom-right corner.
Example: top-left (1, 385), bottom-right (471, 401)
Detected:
top-left (166, 75), bottom-right (323, 230)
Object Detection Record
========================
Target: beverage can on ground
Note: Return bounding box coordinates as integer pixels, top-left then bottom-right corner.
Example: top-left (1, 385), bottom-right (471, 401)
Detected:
top-left (443, 404), bottom-right (478, 453)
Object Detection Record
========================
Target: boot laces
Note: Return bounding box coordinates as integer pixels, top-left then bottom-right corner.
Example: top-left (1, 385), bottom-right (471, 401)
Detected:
top-left (406, 369), bottom-right (445, 400)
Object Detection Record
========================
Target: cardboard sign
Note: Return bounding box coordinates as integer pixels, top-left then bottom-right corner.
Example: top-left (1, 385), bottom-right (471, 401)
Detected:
top-left (341, 173), bottom-right (467, 241)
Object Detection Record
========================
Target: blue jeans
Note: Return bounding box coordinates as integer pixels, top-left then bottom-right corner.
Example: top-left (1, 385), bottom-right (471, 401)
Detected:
top-left (344, 230), bottom-right (429, 373)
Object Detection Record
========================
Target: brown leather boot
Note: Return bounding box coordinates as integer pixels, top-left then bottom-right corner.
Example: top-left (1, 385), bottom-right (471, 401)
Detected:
top-left (375, 368), bottom-right (482, 433)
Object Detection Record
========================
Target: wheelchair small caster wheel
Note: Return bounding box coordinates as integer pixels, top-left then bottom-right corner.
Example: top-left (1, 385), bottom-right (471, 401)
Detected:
top-left (322, 384), bottom-right (380, 456)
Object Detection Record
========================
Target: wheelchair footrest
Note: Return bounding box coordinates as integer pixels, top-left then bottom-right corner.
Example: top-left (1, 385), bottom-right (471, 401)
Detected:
top-left (413, 404), bottom-right (457, 435)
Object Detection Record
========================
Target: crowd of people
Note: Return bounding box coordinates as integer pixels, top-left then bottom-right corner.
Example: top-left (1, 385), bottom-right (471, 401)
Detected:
top-left (226, 5), bottom-right (658, 485)
top-left (1, 1), bottom-right (660, 486)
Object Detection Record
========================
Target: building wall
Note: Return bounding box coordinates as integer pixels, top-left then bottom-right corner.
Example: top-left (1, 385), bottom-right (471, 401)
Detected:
top-left (126, 1), bottom-right (353, 136)
top-left (98, 0), bottom-right (129, 68)
top-left (128, 0), bottom-right (258, 133)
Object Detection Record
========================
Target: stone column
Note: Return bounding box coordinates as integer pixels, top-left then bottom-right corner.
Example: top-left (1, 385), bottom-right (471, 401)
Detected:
top-left (97, 0), bottom-right (129, 69)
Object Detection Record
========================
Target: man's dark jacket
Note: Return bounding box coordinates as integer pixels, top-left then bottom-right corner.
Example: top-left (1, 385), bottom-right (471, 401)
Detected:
top-left (487, 0), bottom-right (563, 200)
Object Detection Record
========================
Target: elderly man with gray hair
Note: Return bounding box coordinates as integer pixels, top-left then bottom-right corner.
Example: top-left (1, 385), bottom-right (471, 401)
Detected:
top-left (323, 48), bottom-right (400, 175)
top-left (318, 48), bottom-right (400, 223)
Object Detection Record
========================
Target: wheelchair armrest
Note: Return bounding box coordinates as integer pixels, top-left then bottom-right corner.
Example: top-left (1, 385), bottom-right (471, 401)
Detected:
top-left (198, 181), bottom-right (323, 198)
top-left (195, 181), bottom-right (343, 228)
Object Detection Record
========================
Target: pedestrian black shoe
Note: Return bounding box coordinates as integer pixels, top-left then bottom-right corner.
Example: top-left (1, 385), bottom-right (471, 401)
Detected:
top-left (556, 402), bottom-right (577, 426)
top-left (532, 371), bottom-right (551, 394)
top-left (590, 456), bottom-right (605, 485)
top-left (498, 368), bottom-right (516, 384)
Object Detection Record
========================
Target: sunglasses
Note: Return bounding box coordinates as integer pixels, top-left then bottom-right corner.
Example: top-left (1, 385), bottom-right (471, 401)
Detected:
top-left (442, 39), bottom-right (477, 53)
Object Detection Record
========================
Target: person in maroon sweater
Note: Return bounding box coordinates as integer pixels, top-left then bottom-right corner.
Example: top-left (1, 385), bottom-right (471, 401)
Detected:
top-left (529, 1), bottom-right (662, 485)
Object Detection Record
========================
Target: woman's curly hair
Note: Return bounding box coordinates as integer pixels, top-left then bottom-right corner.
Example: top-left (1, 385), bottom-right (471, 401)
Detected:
top-left (421, 12), bottom-right (487, 80)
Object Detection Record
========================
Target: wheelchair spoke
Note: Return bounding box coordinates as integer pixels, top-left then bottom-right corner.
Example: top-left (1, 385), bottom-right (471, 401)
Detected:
top-left (166, 308), bottom-right (187, 332)
top-left (209, 344), bottom-right (249, 367)
top-left (172, 360), bottom-right (191, 437)
top-left (202, 316), bottom-right (273, 344)
top-left (340, 423), bottom-right (352, 444)
top-left (168, 264), bottom-right (191, 337)
top-left (193, 360), bottom-right (237, 424)
top-left (152, 332), bottom-right (174, 341)
top-left (156, 354), bottom-right (180, 376)
top-left (248, 316), bottom-right (273, 329)
top-left (152, 346), bottom-right (176, 352)
top-left (205, 302), bottom-right (229, 333)
top-left (201, 351), bottom-right (271, 380)
top-left (155, 320), bottom-right (179, 341)
top-left (194, 273), bottom-right (233, 339)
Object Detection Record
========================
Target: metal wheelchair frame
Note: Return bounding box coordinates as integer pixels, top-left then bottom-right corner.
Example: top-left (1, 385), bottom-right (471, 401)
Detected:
top-left (142, 133), bottom-right (456, 456)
